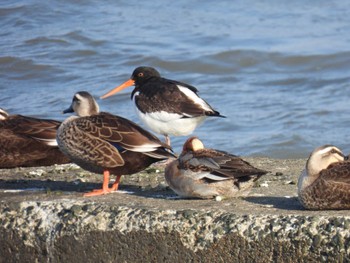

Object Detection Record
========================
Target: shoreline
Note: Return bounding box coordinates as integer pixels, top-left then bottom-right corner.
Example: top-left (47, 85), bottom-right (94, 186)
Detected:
top-left (1, 157), bottom-right (349, 262)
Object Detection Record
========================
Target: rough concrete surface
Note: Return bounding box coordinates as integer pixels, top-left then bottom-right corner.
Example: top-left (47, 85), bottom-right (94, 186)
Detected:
top-left (0, 157), bottom-right (350, 263)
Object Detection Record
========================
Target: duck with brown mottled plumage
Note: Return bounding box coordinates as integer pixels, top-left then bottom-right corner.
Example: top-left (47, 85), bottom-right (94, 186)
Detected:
top-left (298, 145), bottom-right (350, 210)
top-left (57, 91), bottom-right (175, 197)
top-left (0, 108), bottom-right (70, 168)
top-left (165, 137), bottom-right (268, 199)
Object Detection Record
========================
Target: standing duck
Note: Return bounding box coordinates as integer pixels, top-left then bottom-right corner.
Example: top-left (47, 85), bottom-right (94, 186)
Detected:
top-left (100, 66), bottom-right (225, 146)
top-left (165, 137), bottom-right (267, 199)
top-left (298, 145), bottom-right (350, 210)
top-left (0, 108), bottom-right (70, 168)
top-left (57, 91), bottom-right (175, 197)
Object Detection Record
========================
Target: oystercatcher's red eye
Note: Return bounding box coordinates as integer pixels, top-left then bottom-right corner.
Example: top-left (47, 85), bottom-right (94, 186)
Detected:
top-left (138, 72), bottom-right (144, 77)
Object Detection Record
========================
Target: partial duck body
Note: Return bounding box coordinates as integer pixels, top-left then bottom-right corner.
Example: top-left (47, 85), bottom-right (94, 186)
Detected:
top-left (0, 108), bottom-right (70, 168)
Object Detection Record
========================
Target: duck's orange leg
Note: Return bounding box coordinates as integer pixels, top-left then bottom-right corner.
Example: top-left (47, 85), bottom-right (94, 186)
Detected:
top-left (110, 175), bottom-right (122, 191)
top-left (84, 170), bottom-right (118, 197)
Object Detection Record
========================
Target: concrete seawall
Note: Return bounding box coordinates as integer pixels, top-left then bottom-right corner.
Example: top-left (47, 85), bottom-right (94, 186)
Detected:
top-left (1, 158), bottom-right (349, 262)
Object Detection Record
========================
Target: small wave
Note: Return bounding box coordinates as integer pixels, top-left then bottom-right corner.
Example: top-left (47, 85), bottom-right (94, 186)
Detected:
top-left (0, 56), bottom-right (63, 81)
top-left (203, 50), bottom-right (350, 73)
top-left (118, 50), bottom-right (350, 77)
top-left (61, 31), bottom-right (107, 47)
top-left (0, 4), bottom-right (26, 16)
top-left (0, 56), bottom-right (54, 73)
top-left (25, 37), bottom-right (69, 46)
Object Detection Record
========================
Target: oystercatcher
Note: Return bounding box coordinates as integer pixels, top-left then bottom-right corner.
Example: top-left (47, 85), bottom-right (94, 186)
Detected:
top-left (101, 66), bottom-right (225, 146)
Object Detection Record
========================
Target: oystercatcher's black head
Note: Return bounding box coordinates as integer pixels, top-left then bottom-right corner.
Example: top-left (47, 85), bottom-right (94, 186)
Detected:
top-left (101, 66), bottom-right (161, 99)
top-left (131, 66), bottom-right (161, 85)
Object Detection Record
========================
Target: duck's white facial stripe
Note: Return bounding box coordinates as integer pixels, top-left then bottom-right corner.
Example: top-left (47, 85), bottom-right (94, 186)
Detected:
top-left (75, 93), bottom-right (84, 101)
top-left (178, 85), bottom-right (213, 112)
top-left (318, 146), bottom-right (337, 155)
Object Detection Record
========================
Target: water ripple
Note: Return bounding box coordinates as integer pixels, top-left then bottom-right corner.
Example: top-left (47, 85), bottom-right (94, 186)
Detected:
top-left (1, 0), bottom-right (350, 158)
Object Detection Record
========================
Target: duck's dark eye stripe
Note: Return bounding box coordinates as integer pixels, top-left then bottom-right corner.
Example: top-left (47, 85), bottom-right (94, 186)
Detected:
top-left (328, 149), bottom-right (344, 158)
top-left (332, 149), bottom-right (340, 155)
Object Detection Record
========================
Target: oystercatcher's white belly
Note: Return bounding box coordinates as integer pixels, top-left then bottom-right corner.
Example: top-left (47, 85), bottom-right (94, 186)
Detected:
top-left (135, 108), bottom-right (207, 136)
top-left (132, 87), bottom-right (213, 136)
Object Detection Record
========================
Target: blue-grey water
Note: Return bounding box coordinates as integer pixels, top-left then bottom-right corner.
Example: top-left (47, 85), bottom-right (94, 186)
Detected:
top-left (1, 0), bottom-right (350, 158)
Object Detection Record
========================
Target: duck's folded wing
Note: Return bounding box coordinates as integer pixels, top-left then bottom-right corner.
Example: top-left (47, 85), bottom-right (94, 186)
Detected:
top-left (214, 156), bottom-right (267, 177)
top-left (67, 124), bottom-right (124, 167)
top-left (180, 153), bottom-right (230, 181)
top-left (183, 170), bottom-right (231, 181)
top-left (191, 149), bottom-right (267, 178)
top-left (2, 115), bottom-right (61, 146)
top-left (320, 162), bottom-right (350, 185)
top-left (72, 113), bottom-right (174, 158)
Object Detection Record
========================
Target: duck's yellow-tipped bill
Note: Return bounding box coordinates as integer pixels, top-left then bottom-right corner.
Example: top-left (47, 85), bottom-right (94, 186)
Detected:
top-left (100, 79), bottom-right (135, 99)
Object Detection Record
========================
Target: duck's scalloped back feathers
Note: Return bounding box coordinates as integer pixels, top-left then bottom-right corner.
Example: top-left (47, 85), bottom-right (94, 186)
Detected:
top-left (70, 112), bottom-right (173, 156)
top-left (58, 120), bottom-right (125, 168)
top-left (59, 112), bottom-right (175, 168)
top-left (320, 161), bottom-right (350, 185)
top-left (0, 114), bottom-right (61, 146)
top-left (0, 110), bottom-right (70, 168)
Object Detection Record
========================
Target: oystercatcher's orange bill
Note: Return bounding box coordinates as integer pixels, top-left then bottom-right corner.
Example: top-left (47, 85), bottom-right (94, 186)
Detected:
top-left (100, 79), bottom-right (135, 99)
